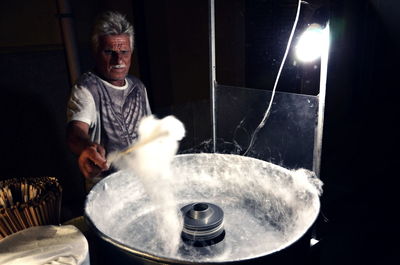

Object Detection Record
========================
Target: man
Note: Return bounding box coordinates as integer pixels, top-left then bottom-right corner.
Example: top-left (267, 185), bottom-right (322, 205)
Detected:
top-left (66, 11), bottom-right (151, 188)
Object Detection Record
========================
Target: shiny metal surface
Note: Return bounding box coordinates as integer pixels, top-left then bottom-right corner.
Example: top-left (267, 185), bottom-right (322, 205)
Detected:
top-left (181, 202), bottom-right (224, 243)
top-left (85, 153), bottom-right (321, 264)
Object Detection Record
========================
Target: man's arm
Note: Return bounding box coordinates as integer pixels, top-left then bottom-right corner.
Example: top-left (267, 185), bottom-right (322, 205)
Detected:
top-left (67, 121), bottom-right (108, 179)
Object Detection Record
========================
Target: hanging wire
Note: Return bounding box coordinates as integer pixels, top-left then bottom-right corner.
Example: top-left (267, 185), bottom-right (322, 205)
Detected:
top-left (243, 0), bottom-right (305, 156)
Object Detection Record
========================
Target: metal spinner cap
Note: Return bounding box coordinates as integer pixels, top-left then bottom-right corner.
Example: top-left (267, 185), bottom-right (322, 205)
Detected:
top-left (181, 202), bottom-right (225, 246)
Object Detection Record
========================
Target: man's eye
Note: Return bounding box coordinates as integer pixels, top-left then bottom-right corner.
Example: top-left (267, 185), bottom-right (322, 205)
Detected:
top-left (103, 50), bottom-right (113, 55)
top-left (120, 50), bottom-right (130, 55)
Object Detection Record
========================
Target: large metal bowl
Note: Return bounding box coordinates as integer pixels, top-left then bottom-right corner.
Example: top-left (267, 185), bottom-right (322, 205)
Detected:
top-left (85, 153), bottom-right (322, 264)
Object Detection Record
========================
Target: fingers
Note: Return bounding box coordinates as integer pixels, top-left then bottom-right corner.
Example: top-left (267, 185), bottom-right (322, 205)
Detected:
top-left (88, 144), bottom-right (108, 169)
top-left (78, 144), bottom-right (109, 179)
top-left (95, 144), bottom-right (106, 159)
top-left (79, 158), bottom-right (102, 179)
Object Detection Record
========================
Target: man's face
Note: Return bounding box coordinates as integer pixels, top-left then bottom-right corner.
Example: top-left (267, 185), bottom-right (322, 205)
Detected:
top-left (95, 34), bottom-right (132, 86)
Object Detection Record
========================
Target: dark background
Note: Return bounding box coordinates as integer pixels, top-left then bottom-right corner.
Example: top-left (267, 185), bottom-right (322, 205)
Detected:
top-left (0, 0), bottom-right (398, 264)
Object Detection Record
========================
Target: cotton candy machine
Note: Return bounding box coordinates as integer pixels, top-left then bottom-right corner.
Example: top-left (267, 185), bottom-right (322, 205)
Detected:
top-left (85, 153), bottom-right (322, 264)
top-left (180, 202), bottom-right (225, 247)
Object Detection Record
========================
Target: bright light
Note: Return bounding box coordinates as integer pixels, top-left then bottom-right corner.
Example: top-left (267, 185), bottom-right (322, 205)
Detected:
top-left (295, 23), bottom-right (328, 62)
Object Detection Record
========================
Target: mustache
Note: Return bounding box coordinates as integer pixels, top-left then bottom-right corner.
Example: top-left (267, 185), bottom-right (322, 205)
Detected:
top-left (111, 64), bottom-right (126, 69)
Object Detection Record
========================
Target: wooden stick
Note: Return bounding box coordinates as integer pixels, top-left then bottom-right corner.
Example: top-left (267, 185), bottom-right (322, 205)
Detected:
top-left (33, 186), bottom-right (38, 199)
top-left (21, 183), bottom-right (25, 203)
top-left (12, 205), bottom-right (27, 229)
top-left (39, 201), bottom-right (49, 224)
top-left (5, 207), bottom-right (21, 232)
top-left (0, 188), bottom-right (8, 208)
top-left (38, 206), bottom-right (44, 225)
top-left (24, 182), bottom-right (28, 203)
top-left (18, 206), bottom-right (30, 229)
top-left (0, 217), bottom-right (10, 237)
top-left (20, 183), bottom-right (24, 203)
top-left (29, 206), bottom-right (39, 226)
top-left (107, 130), bottom-right (169, 166)
top-left (19, 182), bottom-right (22, 202)
top-left (6, 187), bottom-right (13, 206)
top-left (34, 205), bottom-right (43, 226)
top-left (0, 196), bottom-right (6, 208)
top-left (23, 206), bottom-right (34, 227)
top-left (0, 209), bottom-right (15, 234)
top-left (2, 208), bottom-right (17, 233)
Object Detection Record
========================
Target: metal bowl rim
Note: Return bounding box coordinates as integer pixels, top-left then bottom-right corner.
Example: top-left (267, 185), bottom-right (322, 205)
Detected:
top-left (84, 153), bottom-right (321, 264)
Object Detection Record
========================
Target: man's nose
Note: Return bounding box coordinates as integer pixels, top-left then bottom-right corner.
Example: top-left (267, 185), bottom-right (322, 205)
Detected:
top-left (111, 52), bottom-right (123, 63)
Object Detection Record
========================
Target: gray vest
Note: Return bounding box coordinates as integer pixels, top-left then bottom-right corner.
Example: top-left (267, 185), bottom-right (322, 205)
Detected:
top-left (76, 72), bottom-right (150, 154)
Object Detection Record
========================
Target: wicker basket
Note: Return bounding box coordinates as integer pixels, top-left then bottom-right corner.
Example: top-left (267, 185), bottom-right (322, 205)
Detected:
top-left (0, 177), bottom-right (62, 239)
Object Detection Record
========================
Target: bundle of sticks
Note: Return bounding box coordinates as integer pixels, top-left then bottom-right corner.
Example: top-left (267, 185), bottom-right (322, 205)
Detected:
top-left (0, 177), bottom-right (62, 239)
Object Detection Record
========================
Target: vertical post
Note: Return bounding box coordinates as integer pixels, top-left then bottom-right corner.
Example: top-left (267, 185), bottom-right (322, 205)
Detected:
top-left (55, 0), bottom-right (81, 85)
top-left (313, 22), bottom-right (330, 177)
top-left (209, 0), bottom-right (217, 153)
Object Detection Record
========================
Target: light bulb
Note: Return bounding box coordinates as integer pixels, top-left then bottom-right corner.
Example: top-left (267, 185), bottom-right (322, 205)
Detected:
top-left (295, 23), bottom-right (327, 62)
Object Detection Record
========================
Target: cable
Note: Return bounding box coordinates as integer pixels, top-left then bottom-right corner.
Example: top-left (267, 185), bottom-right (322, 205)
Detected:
top-left (243, 0), bottom-right (304, 156)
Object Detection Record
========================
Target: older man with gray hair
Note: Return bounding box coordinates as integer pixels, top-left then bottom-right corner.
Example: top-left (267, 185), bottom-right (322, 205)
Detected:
top-left (66, 11), bottom-right (151, 188)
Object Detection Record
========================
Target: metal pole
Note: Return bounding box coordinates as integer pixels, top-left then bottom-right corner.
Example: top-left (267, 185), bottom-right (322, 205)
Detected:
top-left (209, 0), bottom-right (217, 153)
top-left (55, 0), bottom-right (81, 85)
top-left (313, 22), bottom-right (330, 177)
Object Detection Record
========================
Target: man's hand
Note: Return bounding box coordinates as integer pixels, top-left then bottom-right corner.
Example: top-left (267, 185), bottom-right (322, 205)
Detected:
top-left (78, 143), bottom-right (109, 179)
top-left (67, 121), bottom-right (109, 179)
